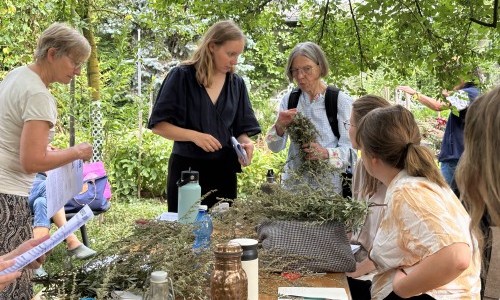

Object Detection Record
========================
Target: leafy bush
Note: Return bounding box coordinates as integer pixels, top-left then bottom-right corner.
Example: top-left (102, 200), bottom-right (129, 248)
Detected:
top-left (237, 138), bottom-right (287, 196)
top-left (106, 130), bottom-right (172, 200)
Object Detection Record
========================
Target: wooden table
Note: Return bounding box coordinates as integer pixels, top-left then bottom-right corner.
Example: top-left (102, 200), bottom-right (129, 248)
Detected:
top-left (259, 272), bottom-right (352, 299)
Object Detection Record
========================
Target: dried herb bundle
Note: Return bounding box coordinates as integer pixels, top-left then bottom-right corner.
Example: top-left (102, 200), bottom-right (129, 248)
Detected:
top-left (42, 220), bottom-right (213, 299)
top-left (286, 112), bottom-right (330, 175)
top-left (40, 146), bottom-right (367, 299)
top-left (216, 181), bottom-right (368, 235)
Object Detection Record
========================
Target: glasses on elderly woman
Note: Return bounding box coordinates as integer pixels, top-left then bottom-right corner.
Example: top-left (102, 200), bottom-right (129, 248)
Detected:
top-left (343, 120), bottom-right (355, 131)
top-left (290, 65), bottom-right (317, 77)
top-left (66, 55), bottom-right (85, 70)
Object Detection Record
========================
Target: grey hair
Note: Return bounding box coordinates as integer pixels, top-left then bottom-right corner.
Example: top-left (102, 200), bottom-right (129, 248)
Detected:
top-left (34, 22), bottom-right (91, 62)
top-left (285, 41), bottom-right (329, 82)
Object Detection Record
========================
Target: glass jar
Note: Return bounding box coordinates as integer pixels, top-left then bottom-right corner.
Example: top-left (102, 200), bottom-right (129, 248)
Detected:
top-left (144, 270), bottom-right (174, 300)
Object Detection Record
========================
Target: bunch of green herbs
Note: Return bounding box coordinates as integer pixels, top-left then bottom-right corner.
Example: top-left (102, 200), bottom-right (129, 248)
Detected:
top-left (286, 112), bottom-right (330, 175)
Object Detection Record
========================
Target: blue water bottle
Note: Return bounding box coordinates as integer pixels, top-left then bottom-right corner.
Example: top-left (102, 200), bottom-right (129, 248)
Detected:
top-left (177, 168), bottom-right (201, 224)
top-left (192, 205), bottom-right (213, 253)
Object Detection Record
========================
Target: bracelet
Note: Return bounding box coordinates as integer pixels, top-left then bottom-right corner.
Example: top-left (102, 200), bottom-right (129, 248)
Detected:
top-left (412, 92), bottom-right (420, 100)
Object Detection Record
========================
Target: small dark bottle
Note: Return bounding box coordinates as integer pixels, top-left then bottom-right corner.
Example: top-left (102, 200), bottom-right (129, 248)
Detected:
top-left (266, 169), bottom-right (275, 183)
top-left (261, 169), bottom-right (277, 194)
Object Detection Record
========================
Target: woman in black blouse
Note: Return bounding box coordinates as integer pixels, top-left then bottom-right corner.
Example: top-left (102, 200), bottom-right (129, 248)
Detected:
top-left (148, 20), bottom-right (261, 212)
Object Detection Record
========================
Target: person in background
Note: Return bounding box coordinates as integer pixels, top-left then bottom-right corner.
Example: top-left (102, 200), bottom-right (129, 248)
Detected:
top-left (28, 172), bottom-right (97, 277)
top-left (0, 23), bottom-right (93, 299)
top-left (345, 95), bottom-right (390, 299)
top-left (265, 41), bottom-right (354, 192)
top-left (148, 20), bottom-right (261, 212)
top-left (456, 85), bottom-right (500, 296)
top-left (0, 236), bottom-right (49, 291)
top-left (397, 79), bottom-right (479, 196)
top-left (355, 105), bottom-right (480, 299)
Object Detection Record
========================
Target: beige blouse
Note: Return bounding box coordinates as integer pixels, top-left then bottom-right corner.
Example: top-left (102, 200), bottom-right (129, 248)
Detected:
top-left (351, 159), bottom-right (387, 254)
top-left (370, 170), bottom-right (481, 299)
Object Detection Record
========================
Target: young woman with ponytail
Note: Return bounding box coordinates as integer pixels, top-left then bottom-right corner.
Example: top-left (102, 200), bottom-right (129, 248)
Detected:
top-left (355, 105), bottom-right (480, 299)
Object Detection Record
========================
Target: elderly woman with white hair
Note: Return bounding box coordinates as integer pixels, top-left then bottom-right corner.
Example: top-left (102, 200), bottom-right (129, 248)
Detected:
top-left (266, 41), bottom-right (354, 191)
top-left (0, 22), bottom-right (93, 299)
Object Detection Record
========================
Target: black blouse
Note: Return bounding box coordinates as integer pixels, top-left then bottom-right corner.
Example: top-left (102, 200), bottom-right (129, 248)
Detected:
top-left (148, 64), bottom-right (261, 160)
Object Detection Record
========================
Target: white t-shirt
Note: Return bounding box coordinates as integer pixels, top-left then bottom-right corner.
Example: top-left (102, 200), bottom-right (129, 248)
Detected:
top-left (0, 66), bottom-right (57, 196)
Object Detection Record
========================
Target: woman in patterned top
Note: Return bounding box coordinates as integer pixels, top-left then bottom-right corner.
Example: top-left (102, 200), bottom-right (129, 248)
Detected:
top-left (356, 105), bottom-right (481, 299)
top-left (0, 23), bottom-right (93, 299)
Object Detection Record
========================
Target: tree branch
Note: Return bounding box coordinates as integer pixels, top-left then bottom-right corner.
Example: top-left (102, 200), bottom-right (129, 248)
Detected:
top-left (348, 0), bottom-right (365, 72)
top-left (246, 0), bottom-right (273, 17)
top-left (462, 21), bottom-right (472, 46)
top-left (414, 0), bottom-right (424, 17)
top-left (318, 0), bottom-right (330, 42)
top-left (470, 0), bottom-right (498, 28)
top-left (399, 0), bottom-right (451, 43)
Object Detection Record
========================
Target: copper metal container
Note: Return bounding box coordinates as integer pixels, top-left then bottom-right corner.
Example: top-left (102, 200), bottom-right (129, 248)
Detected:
top-left (210, 242), bottom-right (248, 300)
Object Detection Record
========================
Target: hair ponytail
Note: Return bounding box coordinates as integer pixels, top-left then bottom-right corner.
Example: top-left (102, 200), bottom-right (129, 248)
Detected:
top-left (405, 143), bottom-right (446, 186)
top-left (357, 105), bottom-right (446, 187)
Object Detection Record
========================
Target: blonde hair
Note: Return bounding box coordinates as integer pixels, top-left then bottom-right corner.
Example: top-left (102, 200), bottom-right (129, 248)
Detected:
top-left (182, 20), bottom-right (245, 87)
top-left (456, 86), bottom-right (500, 251)
top-left (356, 105), bottom-right (447, 187)
top-left (34, 22), bottom-right (91, 62)
top-left (352, 95), bottom-right (391, 197)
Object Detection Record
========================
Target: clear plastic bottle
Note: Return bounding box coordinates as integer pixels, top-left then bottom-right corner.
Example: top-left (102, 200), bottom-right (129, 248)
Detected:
top-left (192, 205), bottom-right (213, 253)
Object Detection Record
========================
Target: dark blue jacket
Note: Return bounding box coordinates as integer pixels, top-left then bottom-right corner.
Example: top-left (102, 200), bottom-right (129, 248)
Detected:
top-left (438, 83), bottom-right (480, 162)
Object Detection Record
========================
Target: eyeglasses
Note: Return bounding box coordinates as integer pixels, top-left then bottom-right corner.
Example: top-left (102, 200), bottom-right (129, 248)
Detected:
top-left (66, 55), bottom-right (85, 70)
top-left (343, 120), bottom-right (355, 130)
top-left (290, 65), bottom-right (317, 77)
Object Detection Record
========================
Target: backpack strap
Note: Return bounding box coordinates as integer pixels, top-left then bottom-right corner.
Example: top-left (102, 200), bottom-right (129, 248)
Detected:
top-left (324, 85), bottom-right (340, 140)
top-left (287, 87), bottom-right (301, 110)
top-left (287, 85), bottom-right (340, 139)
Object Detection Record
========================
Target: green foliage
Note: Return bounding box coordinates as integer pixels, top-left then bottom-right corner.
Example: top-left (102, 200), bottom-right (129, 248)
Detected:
top-left (105, 130), bottom-right (172, 200)
top-left (237, 140), bottom-right (287, 196)
top-left (1, 0), bottom-right (499, 202)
